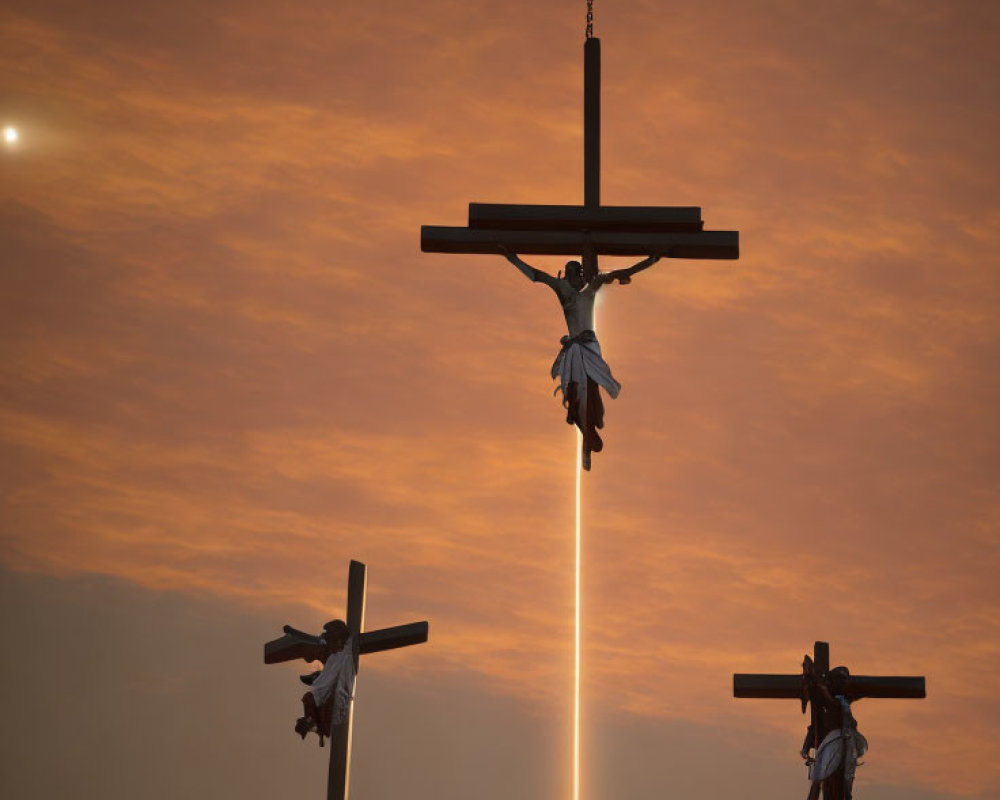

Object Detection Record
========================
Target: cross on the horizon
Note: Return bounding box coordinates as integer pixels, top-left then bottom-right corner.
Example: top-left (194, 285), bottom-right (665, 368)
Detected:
top-left (420, 37), bottom-right (738, 267)
top-left (734, 640), bottom-right (925, 798)
top-left (264, 560), bottom-right (428, 800)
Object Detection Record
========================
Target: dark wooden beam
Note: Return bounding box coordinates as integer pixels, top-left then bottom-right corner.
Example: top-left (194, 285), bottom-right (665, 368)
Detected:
top-left (328, 560), bottom-right (367, 800)
top-left (584, 37), bottom-right (600, 208)
top-left (421, 226), bottom-right (738, 259)
top-left (733, 673), bottom-right (798, 698)
top-left (263, 627), bottom-right (324, 664)
top-left (345, 560), bottom-right (367, 637)
top-left (847, 676), bottom-right (926, 699)
top-left (814, 641), bottom-right (830, 676)
top-left (733, 673), bottom-right (926, 700)
top-left (359, 622), bottom-right (429, 655)
top-left (468, 203), bottom-right (703, 232)
top-left (327, 705), bottom-right (352, 800)
top-left (266, 620), bottom-right (430, 663)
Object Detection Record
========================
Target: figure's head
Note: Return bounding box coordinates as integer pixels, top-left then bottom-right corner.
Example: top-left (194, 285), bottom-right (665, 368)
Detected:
top-left (323, 619), bottom-right (349, 651)
top-left (565, 260), bottom-right (584, 289)
top-left (829, 666), bottom-right (850, 695)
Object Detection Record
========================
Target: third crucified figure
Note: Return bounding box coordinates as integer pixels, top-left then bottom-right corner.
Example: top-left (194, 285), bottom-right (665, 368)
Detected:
top-left (500, 244), bottom-right (661, 470)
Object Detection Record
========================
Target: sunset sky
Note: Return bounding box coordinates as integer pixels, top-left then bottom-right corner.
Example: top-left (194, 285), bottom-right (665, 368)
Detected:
top-left (1, 0), bottom-right (998, 798)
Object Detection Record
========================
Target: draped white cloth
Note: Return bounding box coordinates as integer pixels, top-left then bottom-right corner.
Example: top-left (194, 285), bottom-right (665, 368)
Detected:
top-left (550, 331), bottom-right (620, 424)
top-left (310, 635), bottom-right (357, 725)
top-left (808, 725), bottom-right (868, 783)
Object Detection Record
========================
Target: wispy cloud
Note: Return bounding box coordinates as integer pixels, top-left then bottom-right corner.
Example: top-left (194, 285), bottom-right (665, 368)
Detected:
top-left (1, 0), bottom-right (997, 796)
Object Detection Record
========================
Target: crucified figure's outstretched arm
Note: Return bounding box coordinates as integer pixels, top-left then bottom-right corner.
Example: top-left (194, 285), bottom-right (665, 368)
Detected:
top-left (499, 246), bottom-right (558, 288)
top-left (600, 254), bottom-right (662, 285)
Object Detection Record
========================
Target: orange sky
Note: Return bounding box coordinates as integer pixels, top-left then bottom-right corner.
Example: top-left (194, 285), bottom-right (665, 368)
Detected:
top-left (2, 1), bottom-right (998, 798)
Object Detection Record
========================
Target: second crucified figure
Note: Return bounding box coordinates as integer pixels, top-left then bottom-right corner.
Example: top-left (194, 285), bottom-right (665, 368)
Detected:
top-left (501, 245), bottom-right (661, 470)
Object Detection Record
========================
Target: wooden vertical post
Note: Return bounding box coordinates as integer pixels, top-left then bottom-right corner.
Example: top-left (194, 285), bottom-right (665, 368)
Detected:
top-left (328, 561), bottom-right (368, 800)
top-left (814, 641), bottom-right (830, 677)
top-left (584, 37), bottom-right (601, 210)
top-left (345, 560), bottom-right (367, 635)
top-left (583, 36), bottom-right (602, 282)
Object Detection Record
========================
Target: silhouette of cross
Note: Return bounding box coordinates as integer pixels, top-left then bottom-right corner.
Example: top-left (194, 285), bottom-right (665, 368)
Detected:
top-left (264, 560), bottom-right (428, 800)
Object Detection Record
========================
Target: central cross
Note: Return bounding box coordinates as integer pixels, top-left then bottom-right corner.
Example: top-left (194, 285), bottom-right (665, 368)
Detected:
top-left (421, 37), bottom-right (738, 266)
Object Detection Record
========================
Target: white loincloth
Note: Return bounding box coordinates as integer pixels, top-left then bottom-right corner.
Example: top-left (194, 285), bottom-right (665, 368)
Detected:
top-left (310, 636), bottom-right (356, 725)
top-left (809, 727), bottom-right (867, 783)
top-left (550, 331), bottom-right (621, 426)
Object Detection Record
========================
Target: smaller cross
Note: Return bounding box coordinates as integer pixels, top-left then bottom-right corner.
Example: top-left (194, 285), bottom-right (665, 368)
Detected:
top-left (734, 641), bottom-right (925, 799)
top-left (264, 560), bottom-right (428, 800)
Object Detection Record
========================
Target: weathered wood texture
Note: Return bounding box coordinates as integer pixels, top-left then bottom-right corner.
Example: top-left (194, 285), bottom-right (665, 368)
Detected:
top-left (328, 560), bottom-right (368, 800)
top-left (584, 37), bottom-right (601, 208)
top-left (733, 640), bottom-right (926, 701)
top-left (733, 674), bottom-right (927, 700)
top-left (468, 203), bottom-right (703, 232)
top-left (327, 706), bottom-right (353, 800)
top-left (264, 627), bottom-right (325, 664)
top-left (266, 617), bottom-right (425, 665)
top-left (421, 226), bottom-right (738, 259)
top-left (359, 622), bottom-right (429, 655)
top-left (345, 560), bottom-right (367, 637)
top-left (814, 641), bottom-right (830, 675)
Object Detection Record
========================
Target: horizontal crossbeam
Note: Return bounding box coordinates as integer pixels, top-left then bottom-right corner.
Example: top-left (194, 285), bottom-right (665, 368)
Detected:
top-left (733, 673), bottom-right (926, 700)
top-left (264, 626), bottom-right (324, 664)
top-left (468, 203), bottom-right (703, 232)
top-left (421, 227), bottom-right (738, 259)
top-left (359, 622), bottom-right (429, 655)
top-left (263, 621), bottom-right (429, 663)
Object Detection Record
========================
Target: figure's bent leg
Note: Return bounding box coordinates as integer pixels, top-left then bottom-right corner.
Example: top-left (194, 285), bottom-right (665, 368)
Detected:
top-left (822, 773), bottom-right (845, 800)
top-left (564, 381), bottom-right (581, 428)
top-left (300, 691), bottom-right (324, 745)
top-left (578, 380), bottom-right (606, 471)
top-left (294, 716), bottom-right (313, 739)
top-left (316, 695), bottom-right (333, 740)
top-left (562, 379), bottom-right (598, 470)
top-left (586, 378), bottom-right (604, 452)
top-left (302, 691), bottom-right (319, 721)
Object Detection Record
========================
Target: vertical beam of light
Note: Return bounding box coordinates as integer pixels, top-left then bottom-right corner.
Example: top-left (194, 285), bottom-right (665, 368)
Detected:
top-left (574, 429), bottom-right (582, 800)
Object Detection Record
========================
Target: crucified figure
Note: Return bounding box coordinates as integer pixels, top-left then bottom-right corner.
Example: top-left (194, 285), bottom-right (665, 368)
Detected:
top-left (800, 658), bottom-right (868, 800)
top-left (500, 244), bottom-right (661, 470)
top-left (293, 619), bottom-right (357, 746)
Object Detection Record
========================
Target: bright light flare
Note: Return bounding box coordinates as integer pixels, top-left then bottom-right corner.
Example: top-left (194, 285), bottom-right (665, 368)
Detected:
top-left (3, 126), bottom-right (18, 145)
top-left (574, 430), bottom-right (582, 800)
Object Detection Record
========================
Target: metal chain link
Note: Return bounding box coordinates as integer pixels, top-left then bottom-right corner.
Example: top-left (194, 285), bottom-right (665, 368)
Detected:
top-left (586, 0), bottom-right (594, 39)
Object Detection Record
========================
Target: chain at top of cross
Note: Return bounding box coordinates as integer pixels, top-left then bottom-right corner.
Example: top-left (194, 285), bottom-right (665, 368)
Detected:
top-left (586, 0), bottom-right (594, 39)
